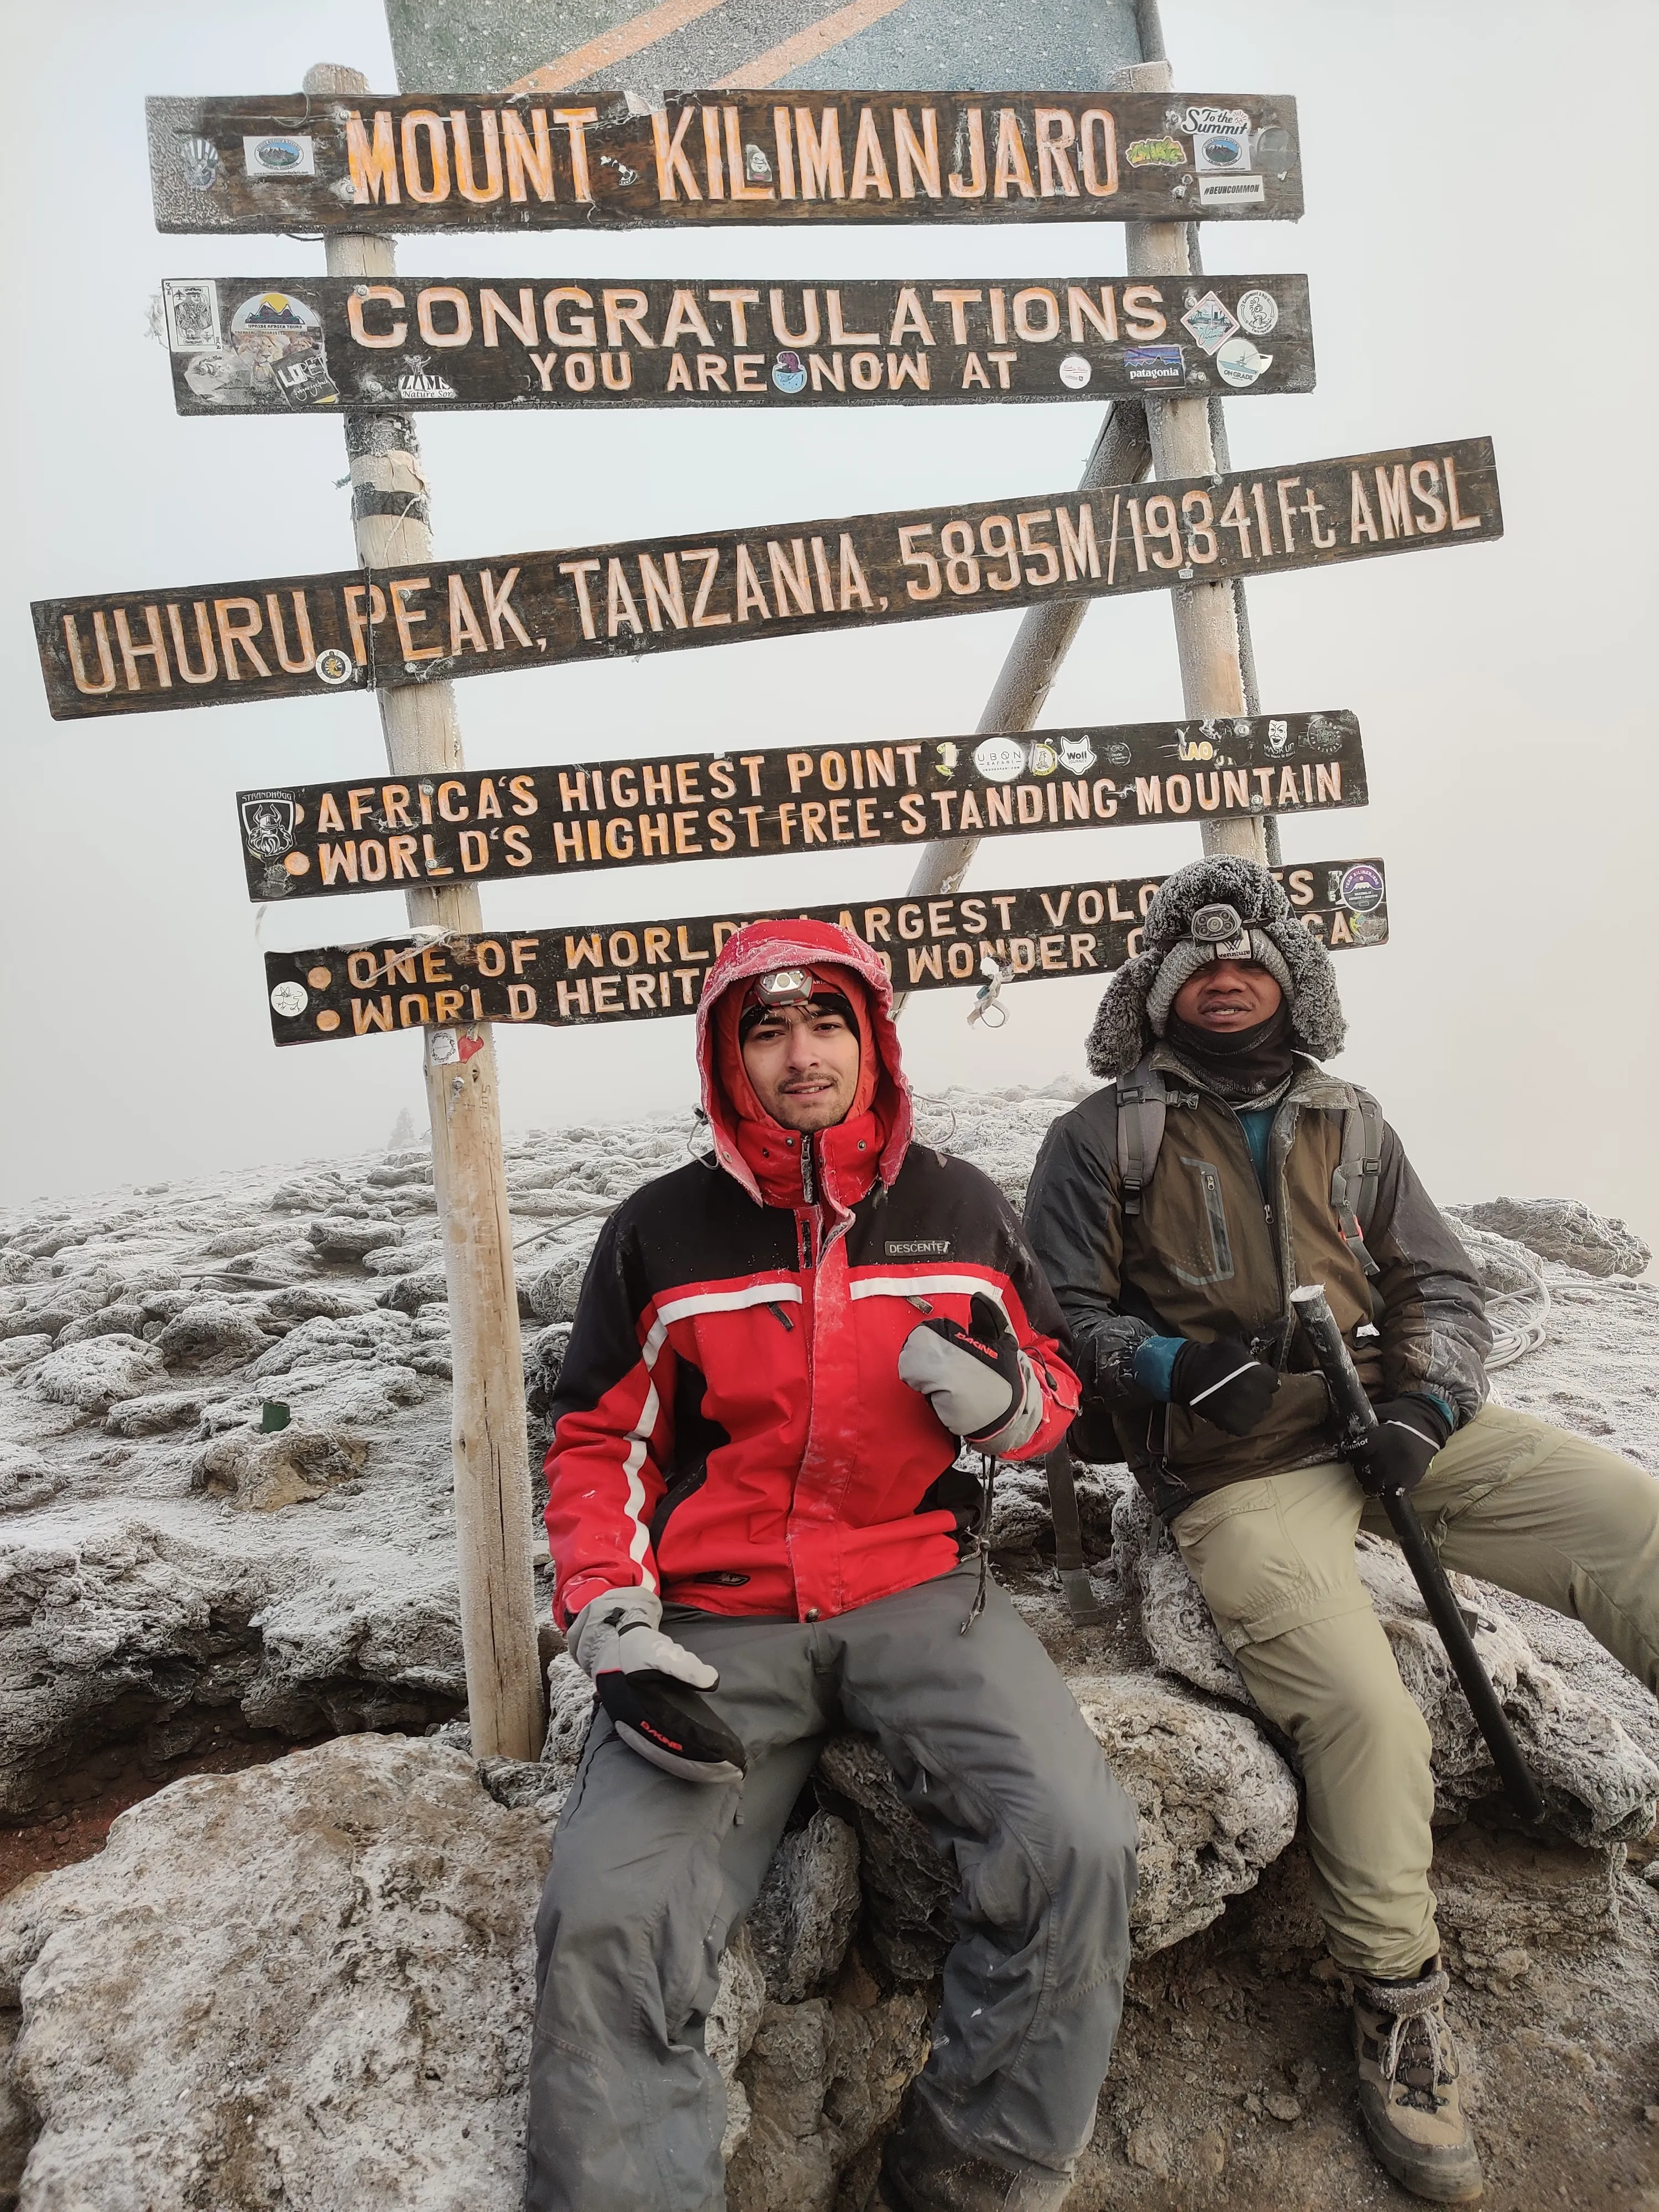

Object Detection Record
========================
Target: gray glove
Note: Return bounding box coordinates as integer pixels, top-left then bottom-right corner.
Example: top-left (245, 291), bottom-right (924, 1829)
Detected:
top-left (566, 1585), bottom-right (719, 1691)
top-left (566, 1586), bottom-right (745, 1785)
top-left (898, 1293), bottom-right (1044, 1455)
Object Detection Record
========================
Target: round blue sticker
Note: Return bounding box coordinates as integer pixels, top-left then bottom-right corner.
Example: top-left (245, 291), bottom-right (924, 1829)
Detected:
top-left (772, 351), bottom-right (806, 394)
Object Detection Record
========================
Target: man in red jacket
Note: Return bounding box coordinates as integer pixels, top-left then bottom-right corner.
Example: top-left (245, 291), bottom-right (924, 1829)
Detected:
top-left (526, 919), bottom-right (1137, 2212)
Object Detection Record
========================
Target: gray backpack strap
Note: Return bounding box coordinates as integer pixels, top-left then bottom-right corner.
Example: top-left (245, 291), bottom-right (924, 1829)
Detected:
top-left (1115, 1055), bottom-right (1166, 1219)
top-left (1331, 1083), bottom-right (1384, 1277)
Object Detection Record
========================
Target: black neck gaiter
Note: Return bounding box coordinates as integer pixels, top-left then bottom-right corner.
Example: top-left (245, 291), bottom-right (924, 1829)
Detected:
top-left (1164, 1004), bottom-right (1296, 1100)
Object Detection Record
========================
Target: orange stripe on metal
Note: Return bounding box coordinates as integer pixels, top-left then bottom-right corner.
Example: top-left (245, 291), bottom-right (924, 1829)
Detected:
top-left (714, 0), bottom-right (914, 89)
top-left (507, 0), bottom-right (731, 94)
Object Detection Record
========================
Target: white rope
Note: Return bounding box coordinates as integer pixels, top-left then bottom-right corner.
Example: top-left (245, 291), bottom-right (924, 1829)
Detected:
top-left (1454, 1223), bottom-right (1552, 1370)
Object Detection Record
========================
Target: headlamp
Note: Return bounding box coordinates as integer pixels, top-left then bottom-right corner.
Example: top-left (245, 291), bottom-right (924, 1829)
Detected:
top-left (1186, 903), bottom-right (1253, 960)
top-left (753, 967), bottom-right (816, 1008)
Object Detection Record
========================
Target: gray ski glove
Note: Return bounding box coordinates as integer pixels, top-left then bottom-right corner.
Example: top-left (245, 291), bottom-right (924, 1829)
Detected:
top-left (566, 1587), bottom-right (746, 1785)
top-left (567, 1585), bottom-right (718, 1690)
top-left (899, 1293), bottom-right (1045, 1454)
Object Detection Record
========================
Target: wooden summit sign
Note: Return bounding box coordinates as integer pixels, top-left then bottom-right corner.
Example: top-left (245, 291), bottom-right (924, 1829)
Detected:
top-left (148, 91), bottom-right (1302, 233)
top-left (262, 855), bottom-right (1388, 1046)
top-left (36, 439), bottom-right (1499, 722)
top-left (236, 712), bottom-right (1364, 903)
top-left (160, 272), bottom-right (1313, 415)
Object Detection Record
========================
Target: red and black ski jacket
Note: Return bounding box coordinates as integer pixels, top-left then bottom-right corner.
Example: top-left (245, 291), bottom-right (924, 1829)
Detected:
top-left (545, 918), bottom-right (1079, 1627)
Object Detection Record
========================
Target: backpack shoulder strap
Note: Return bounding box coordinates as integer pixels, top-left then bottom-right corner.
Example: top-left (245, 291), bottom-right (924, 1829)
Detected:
top-left (1045, 1441), bottom-right (1103, 1627)
top-left (1115, 1054), bottom-right (1166, 1219)
top-left (1330, 1082), bottom-right (1385, 1277)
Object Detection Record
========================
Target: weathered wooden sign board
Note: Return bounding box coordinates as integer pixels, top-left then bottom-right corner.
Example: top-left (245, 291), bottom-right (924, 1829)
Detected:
top-left (160, 272), bottom-right (1313, 415)
top-left (36, 440), bottom-right (1498, 722)
top-left (148, 91), bottom-right (1301, 233)
top-left (236, 711), bottom-right (1364, 903)
top-left (263, 855), bottom-right (1387, 1045)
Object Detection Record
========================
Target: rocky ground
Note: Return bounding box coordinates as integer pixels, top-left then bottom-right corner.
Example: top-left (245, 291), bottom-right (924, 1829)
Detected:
top-left (0, 1088), bottom-right (1656, 2210)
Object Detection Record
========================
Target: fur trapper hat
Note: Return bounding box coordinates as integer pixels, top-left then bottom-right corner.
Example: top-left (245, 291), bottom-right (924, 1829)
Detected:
top-left (1085, 854), bottom-right (1347, 1078)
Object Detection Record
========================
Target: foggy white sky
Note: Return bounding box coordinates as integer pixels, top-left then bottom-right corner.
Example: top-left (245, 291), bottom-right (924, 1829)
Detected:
top-left (4, 1), bottom-right (1656, 1259)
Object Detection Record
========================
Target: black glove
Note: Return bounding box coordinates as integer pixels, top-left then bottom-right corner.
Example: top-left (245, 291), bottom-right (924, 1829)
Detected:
top-left (1358, 1393), bottom-right (1453, 1495)
top-left (567, 1588), bottom-right (748, 1785)
top-left (1170, 1335), bottom-right (1281, 1438)
top-left (899, 1293), bottom-right (1042, 1454)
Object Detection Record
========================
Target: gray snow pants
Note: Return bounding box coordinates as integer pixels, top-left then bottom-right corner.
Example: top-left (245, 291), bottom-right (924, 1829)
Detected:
top-left (524, 1564), bottom-right (1138, 2212)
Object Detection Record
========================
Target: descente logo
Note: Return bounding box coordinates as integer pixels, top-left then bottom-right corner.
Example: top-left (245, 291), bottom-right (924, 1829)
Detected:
top-left (885, 1240), bottom-right (952, 1258)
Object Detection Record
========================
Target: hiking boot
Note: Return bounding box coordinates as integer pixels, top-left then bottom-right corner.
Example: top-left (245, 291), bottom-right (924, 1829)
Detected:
top-left (1352, 1960), bottom-right (1483, 2203)
top-left (878, 2098), bottom-right (1073, 2212)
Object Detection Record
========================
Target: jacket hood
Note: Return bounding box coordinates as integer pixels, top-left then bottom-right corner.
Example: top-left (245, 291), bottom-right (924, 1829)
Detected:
top-left (695, 919), bottom-right (913, 1206)
top-left (1086, 853), bottom-right (1347, 1079)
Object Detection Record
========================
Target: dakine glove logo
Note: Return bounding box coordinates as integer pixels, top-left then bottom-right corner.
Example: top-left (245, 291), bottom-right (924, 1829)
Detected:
top-left (1359, 1393), bottom-right (1454, 1494)
top-left (898, 1292), bottom-right (1044, 1454)
top-left (1171, 1335), bottom-right (1281, 1437)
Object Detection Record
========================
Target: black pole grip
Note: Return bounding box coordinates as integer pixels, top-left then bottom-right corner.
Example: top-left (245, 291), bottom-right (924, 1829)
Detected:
top-left (1288, 1286), bottom-right (1546, 1824)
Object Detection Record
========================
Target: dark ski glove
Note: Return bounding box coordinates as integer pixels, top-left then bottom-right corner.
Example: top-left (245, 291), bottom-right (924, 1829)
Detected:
top-left (1170, 1335), bottom-right (1281, 1437)
top-left (1358, 1393), bottom-right (1454, 1495)
top-left (566, 1587), bottom-right (747, 1785)
top-left (899, 1293), bottom-right (1044, 1454)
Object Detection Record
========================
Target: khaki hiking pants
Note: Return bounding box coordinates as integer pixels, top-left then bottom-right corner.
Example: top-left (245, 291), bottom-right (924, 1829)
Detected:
top-left (1169, 1402), bottom-right (1659, 1979)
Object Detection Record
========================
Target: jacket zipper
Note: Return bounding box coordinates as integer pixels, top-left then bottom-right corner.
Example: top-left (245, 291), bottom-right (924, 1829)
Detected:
top-left (1207, 1089), bottom-right (1299, 1363)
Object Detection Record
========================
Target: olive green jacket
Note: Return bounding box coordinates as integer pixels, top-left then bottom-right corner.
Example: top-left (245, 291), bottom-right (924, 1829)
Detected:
top-left (1022, 1050), bottom-right (1490, 1511)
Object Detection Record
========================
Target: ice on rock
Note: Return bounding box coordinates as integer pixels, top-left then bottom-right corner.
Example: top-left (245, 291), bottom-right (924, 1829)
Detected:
top-left (0, 1094), bottom-right (1653, 2211)
top-left (33, 1335), bottom-right (165, 1413)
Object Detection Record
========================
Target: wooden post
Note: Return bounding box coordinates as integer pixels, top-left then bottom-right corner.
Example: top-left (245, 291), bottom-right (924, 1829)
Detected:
top-left (1114, 56), bottom-right (1266, 865)
top-left (900, 400), bottom-right (1152, 906)
top-left (304, 63), bottom-right (543, 1761)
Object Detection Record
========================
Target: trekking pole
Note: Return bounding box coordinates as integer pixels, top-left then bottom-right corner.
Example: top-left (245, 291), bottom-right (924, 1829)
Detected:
top-left (1288, 1286), bottom-right (1546, 1823)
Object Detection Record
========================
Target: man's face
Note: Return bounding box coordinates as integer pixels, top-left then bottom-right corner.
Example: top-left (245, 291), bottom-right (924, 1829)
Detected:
top-left (1172, 958), bottom-right (1284, 1033)
top-left (739, 1003), bottom-right (862, 1131)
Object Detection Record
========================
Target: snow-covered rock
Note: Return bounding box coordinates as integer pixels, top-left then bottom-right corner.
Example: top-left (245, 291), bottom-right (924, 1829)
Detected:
top-left (1110, 1472), bottom-right (1659, 1844)
top-left (0, 1736), bottom-right (544, 2212)
top-left (196, 1423), bottom-right (370, 1514)
top-left (32, 1337), bottom-right (163, 1414)
top-left (1452, 1196), bottom-right (1650, 1279)
top-left (0, 1092), bottom-right (1656, 2210)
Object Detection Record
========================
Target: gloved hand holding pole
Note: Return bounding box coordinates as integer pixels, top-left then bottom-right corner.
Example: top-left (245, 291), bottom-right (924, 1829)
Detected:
top-left (1289, 1285), bottom-right (1546, 1824)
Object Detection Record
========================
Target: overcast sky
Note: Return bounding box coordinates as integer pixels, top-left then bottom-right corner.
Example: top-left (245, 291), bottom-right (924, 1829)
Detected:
top-left (4, 0), bottom-right (1657, 1262)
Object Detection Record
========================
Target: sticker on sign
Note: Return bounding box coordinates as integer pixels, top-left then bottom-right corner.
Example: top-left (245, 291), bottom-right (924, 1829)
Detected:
top-left (243, 135), bottom-right (315, 178)
top-left (35, 440), bottom-right (1499, 722)
top-left (232, 712), bottom-right (1367, 905)
top-left (1198, 175), bottom-right (1266, 206)
top-left (263, 858), bottom-right (1389, 1047)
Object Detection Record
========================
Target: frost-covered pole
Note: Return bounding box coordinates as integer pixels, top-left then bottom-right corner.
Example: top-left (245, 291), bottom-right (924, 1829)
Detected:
top-left (302, 63), bottom-right (543, 1762)
top-left (901, 7), bottom-right (1272, 915)
top-left (1113, 54), bottom-right (1267, 865)
top-left (898, 399), bottom-right (1154, 905)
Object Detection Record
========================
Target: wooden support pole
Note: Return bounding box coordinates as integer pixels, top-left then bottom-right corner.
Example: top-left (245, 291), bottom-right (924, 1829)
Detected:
top-left (304, 64), bottom-right (542, 1762)
top-left (900, 400), bottom-right (1153, 906)
top-left (1114, 56), bottom-right (1266, 865)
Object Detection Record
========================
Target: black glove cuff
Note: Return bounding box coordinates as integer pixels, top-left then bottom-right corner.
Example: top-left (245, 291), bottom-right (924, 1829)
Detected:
top-left (1378, 1391), bottom-right (1455, 1449)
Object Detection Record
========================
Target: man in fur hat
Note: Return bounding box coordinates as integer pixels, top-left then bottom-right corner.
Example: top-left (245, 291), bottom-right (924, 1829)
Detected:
top-left (528, 917), bottom-right (1139, 2212)
top-left (1024, 853), bottom-right (1659, 2206)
